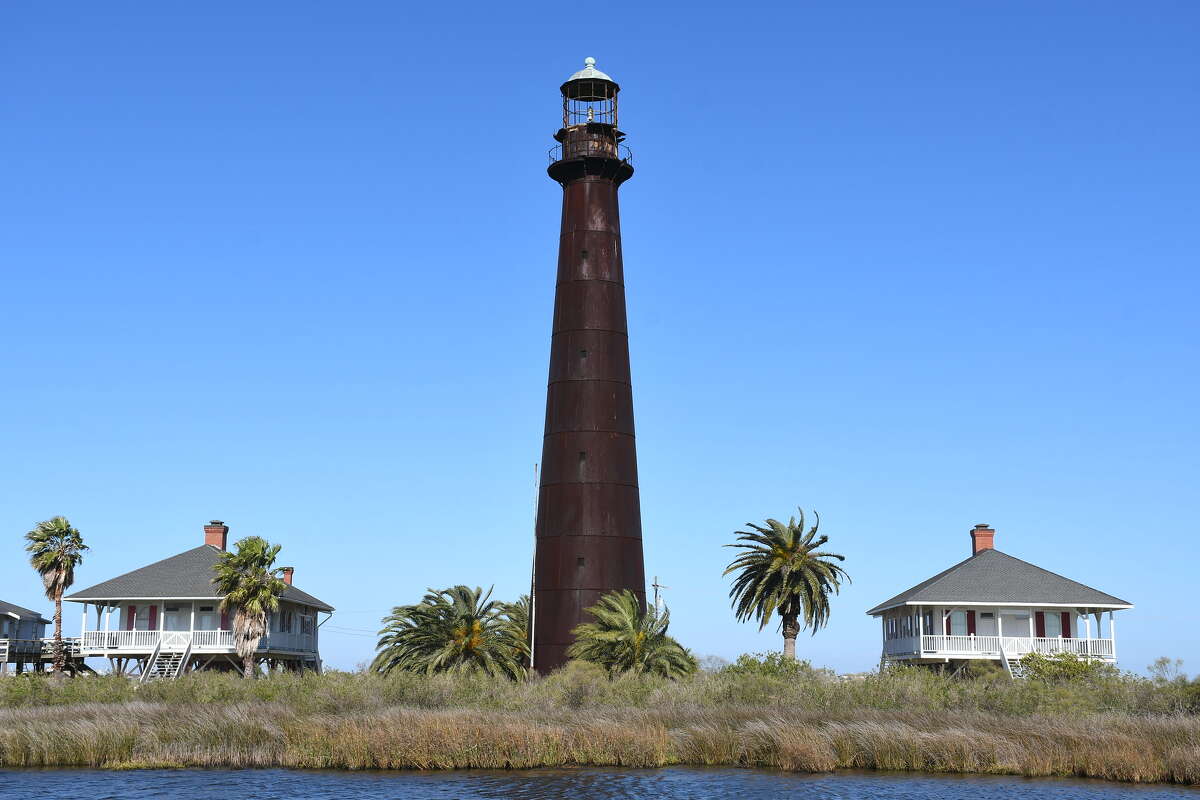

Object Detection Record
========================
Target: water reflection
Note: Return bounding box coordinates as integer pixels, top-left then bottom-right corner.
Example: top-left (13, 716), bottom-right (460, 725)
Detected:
top-left (0, 767), bottom-right (1195, 800)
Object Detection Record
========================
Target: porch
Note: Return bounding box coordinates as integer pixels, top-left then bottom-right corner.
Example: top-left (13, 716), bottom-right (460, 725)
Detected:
top-left (1, 638), bottom-right (85, 675)
top-left (883, 634), bottom-right (1116, 661)
top-left (79, 629), bottom-right (316, 656)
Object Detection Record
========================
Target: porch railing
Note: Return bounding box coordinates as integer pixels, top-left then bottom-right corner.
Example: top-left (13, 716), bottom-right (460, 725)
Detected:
top-left (1, 638), bottom-right (82, 658)
top-left (918, 635), bottom-right (1114, 658)
top-left (81, 629), bottom-right (315, 654)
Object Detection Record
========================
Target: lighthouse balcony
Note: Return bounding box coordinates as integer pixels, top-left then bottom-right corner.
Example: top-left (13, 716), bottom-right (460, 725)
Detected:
top-left (549, 141), bottom-right (633, 166)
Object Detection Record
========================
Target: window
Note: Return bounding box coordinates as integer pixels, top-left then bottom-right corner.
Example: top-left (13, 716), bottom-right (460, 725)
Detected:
top-left (949, 610), bottom-right (967, 636)
top-left (135, 606), bottom-right (151, 630)
top-left (1044, 612), bottom-right (1062, 638)
top-left (886, 618), bottom-right (897, 639)
top-left (923, 611), bottom-right (934, 634)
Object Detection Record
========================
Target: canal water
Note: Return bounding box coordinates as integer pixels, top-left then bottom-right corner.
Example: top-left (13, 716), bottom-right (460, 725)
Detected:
top-left (0, 767), bottom-right (1196, 799)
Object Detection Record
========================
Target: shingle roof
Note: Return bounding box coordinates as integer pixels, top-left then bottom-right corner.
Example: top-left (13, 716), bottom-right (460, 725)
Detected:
top-left (0, 599), bottom-right (51, 625)
top-left (65, 545), bottom-right (334, 611)
top-left (866, 548), bottom-right (1131, 615)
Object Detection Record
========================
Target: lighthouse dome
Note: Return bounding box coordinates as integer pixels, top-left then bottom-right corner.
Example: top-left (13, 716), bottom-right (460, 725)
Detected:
top-left (567, 57), bottom-right (612, 83)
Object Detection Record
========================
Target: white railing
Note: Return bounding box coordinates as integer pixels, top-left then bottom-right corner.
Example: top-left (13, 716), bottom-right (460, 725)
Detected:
top-left (82, 630), bottom-right (163, 652)
top-left (81, 629), bottom-right (316, 654)
top-left (919, 635), bottom-right (1114, 659)
top-left (192, 630), bottom-right (234, 651)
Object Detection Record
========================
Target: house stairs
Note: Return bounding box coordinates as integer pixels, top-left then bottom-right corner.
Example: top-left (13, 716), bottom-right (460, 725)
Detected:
top-left (140, 639), bottom-right (190, 682)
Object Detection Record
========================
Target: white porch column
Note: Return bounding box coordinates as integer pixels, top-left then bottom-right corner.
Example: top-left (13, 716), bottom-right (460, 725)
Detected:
top-left (1110, 611), bottom-right (1116, 660)
top-left (189, 603), bottom-right (195, 632)
top-left (80, 602), bottom-right (87, 636)
top-left (1028, 610), bottom-right (1035, 639)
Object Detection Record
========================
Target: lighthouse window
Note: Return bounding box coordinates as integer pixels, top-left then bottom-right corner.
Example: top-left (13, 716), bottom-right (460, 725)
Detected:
top-left (580, 249), bottom-right (588, 259)
top-left (577, 557), bottom-right (586, 567)
top-left (579, 349), bottom-right (588, 360)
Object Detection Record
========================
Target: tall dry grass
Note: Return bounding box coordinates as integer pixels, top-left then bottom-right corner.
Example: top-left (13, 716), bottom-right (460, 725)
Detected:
top-left (1, 703), bottom-right (1198, 783)
top-left (1, 664), bottom-right (1198, 783)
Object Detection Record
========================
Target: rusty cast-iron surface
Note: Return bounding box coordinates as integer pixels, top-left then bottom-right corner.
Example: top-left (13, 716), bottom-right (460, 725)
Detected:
top-left (533, 59), bottom-right (645, 674)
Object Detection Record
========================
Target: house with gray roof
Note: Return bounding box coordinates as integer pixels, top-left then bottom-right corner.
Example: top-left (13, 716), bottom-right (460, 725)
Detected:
top-left (868, 524), bottom-right (1131, 674)
top-left (1, 600), bottom-right (53, 675)
top-left (65, 521), bottom-right (333, 679)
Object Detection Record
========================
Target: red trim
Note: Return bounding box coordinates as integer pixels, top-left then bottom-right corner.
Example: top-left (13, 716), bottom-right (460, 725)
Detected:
top-left (966, 610), bottom-right (976, 636)
top-left (220, 609), bottom-right (230, 631)
top-left (1035, 611), bottom-right (1046, 638)
top-left (1061, 612), bottom-right (1071, 638)
top-left (126, 606), bottom-right (136, 631)
top-left (147, 605), bottom-right (158, 631)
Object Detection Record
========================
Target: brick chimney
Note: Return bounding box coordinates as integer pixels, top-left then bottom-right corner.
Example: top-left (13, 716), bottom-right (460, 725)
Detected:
top-left (281, 567), bottom-right (294, 585)
top-left (204, 520), bottom-right (229, 551)
top-left (970, 523), bottom-right (995, 556)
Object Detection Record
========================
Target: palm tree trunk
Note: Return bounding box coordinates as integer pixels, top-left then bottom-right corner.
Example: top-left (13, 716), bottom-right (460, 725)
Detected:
top-left (243, 653), bottom-right (255, 679)
top-left (782, 614), bottom-right (800, 661)
top-left (52, 589), bottom-right (64, 674)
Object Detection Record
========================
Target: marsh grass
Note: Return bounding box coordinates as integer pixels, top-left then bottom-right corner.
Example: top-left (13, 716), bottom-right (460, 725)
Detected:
top-left (1, 665), bottom-right (1197, 784)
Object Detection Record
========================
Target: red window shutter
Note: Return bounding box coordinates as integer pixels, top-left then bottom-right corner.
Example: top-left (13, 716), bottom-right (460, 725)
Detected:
top-left (148, 605), bottom-right (158, 630)
top-left (967, 611), bottom-right (976, 635)
top-left (1035, 611), bottom-right (1046, 638)
top-left (126, 606), bottom-right (136, 631)
top-left (944, 615), bottom-right (950, 635)
top-left (220, 609), bottom-right (230, 631)
top-left (1061, 612), bottom-right (1071, 638)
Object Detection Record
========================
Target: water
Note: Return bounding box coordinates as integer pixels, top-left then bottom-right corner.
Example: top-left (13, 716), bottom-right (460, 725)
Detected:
top-left (1, 768), bottom-right (1196, 800)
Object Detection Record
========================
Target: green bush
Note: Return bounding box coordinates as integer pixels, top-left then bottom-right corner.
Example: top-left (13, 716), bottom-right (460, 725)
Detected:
top-left (1018, 651), bottom-right (1119, 683)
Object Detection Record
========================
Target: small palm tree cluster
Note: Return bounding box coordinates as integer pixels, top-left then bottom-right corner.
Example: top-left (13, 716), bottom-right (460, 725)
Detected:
top-left (25, 516), bottom-right (89, 674)
top-left (724, 508), bottom-right (849, 660)
top-left (568, 589), bottom-right (696, 679)
top-left (211, 536), bottom-right (290, 679)
top-left (372, 586), bottom-right (528, 679)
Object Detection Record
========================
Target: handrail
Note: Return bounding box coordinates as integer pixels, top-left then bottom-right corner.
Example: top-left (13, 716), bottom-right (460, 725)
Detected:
top-left (548, 141), bottom-right (633, 165)
top-left (139, 639), bottom-right (162, 685)
top-left (174, 639), bottom-right (192, 678)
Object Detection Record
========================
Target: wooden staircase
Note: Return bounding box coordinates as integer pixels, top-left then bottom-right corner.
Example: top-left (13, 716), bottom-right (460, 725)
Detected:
top-left (140, 638), bottom-right (191, 682)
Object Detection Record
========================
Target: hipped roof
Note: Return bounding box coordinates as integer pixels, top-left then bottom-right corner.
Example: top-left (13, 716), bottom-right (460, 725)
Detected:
top-left (65, 545), bottom-right (333, 612)
top-left (0, 599), bottom-right (51, 625)
top-left (867, 548), bottom-right (1131, 615)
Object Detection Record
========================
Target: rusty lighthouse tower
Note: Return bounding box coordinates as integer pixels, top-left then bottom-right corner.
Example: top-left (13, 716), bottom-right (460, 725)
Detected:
top-left (532, 58), bottom-right (645, 673)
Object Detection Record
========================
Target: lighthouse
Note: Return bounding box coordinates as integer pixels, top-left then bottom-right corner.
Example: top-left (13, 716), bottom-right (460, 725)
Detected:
top-left (532, 58), bottom-right (646, 673)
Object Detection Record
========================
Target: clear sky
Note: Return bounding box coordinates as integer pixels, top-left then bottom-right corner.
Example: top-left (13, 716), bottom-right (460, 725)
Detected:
top-left (2, 2), bottom-right (1197, 675)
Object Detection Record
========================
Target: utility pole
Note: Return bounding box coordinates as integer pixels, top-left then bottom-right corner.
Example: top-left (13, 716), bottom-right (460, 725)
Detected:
top-left (651, 575), bottom-right (670, 614)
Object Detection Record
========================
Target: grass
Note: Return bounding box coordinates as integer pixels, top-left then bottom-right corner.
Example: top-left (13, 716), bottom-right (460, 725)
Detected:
top-left (1, 663), bottom-right (1198, 784)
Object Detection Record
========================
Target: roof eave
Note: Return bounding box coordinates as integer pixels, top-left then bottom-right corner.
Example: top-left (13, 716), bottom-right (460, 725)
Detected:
top-left (868, 600), bottom-right (1134, 615)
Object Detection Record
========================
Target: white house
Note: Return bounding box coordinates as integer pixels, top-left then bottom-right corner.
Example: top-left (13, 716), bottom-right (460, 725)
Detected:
top-left (0, 600), bottom-right (54, 675)
top-left (65, 520), bottom-right (334, 679)
top-left (867, 524), bottom-right (1132, 675)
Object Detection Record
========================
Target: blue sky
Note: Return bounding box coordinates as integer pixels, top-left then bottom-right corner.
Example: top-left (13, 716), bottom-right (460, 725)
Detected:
top-left (2, 2), bottom-right (1197, 674)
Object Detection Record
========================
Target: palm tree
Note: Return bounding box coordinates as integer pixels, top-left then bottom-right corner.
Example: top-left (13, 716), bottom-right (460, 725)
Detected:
top-left (499, 594), bottom-right (531, 670)
top-left (211, 536), bottom-right (288, 679)
top-left (567, 590), bottom-right (697, 679)
top-left (372, 586), bottom-right (527, 679)
top-left (723, 509), bottom-right (849, 660)
top-left (25, 516), bottom-right (89, 674)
